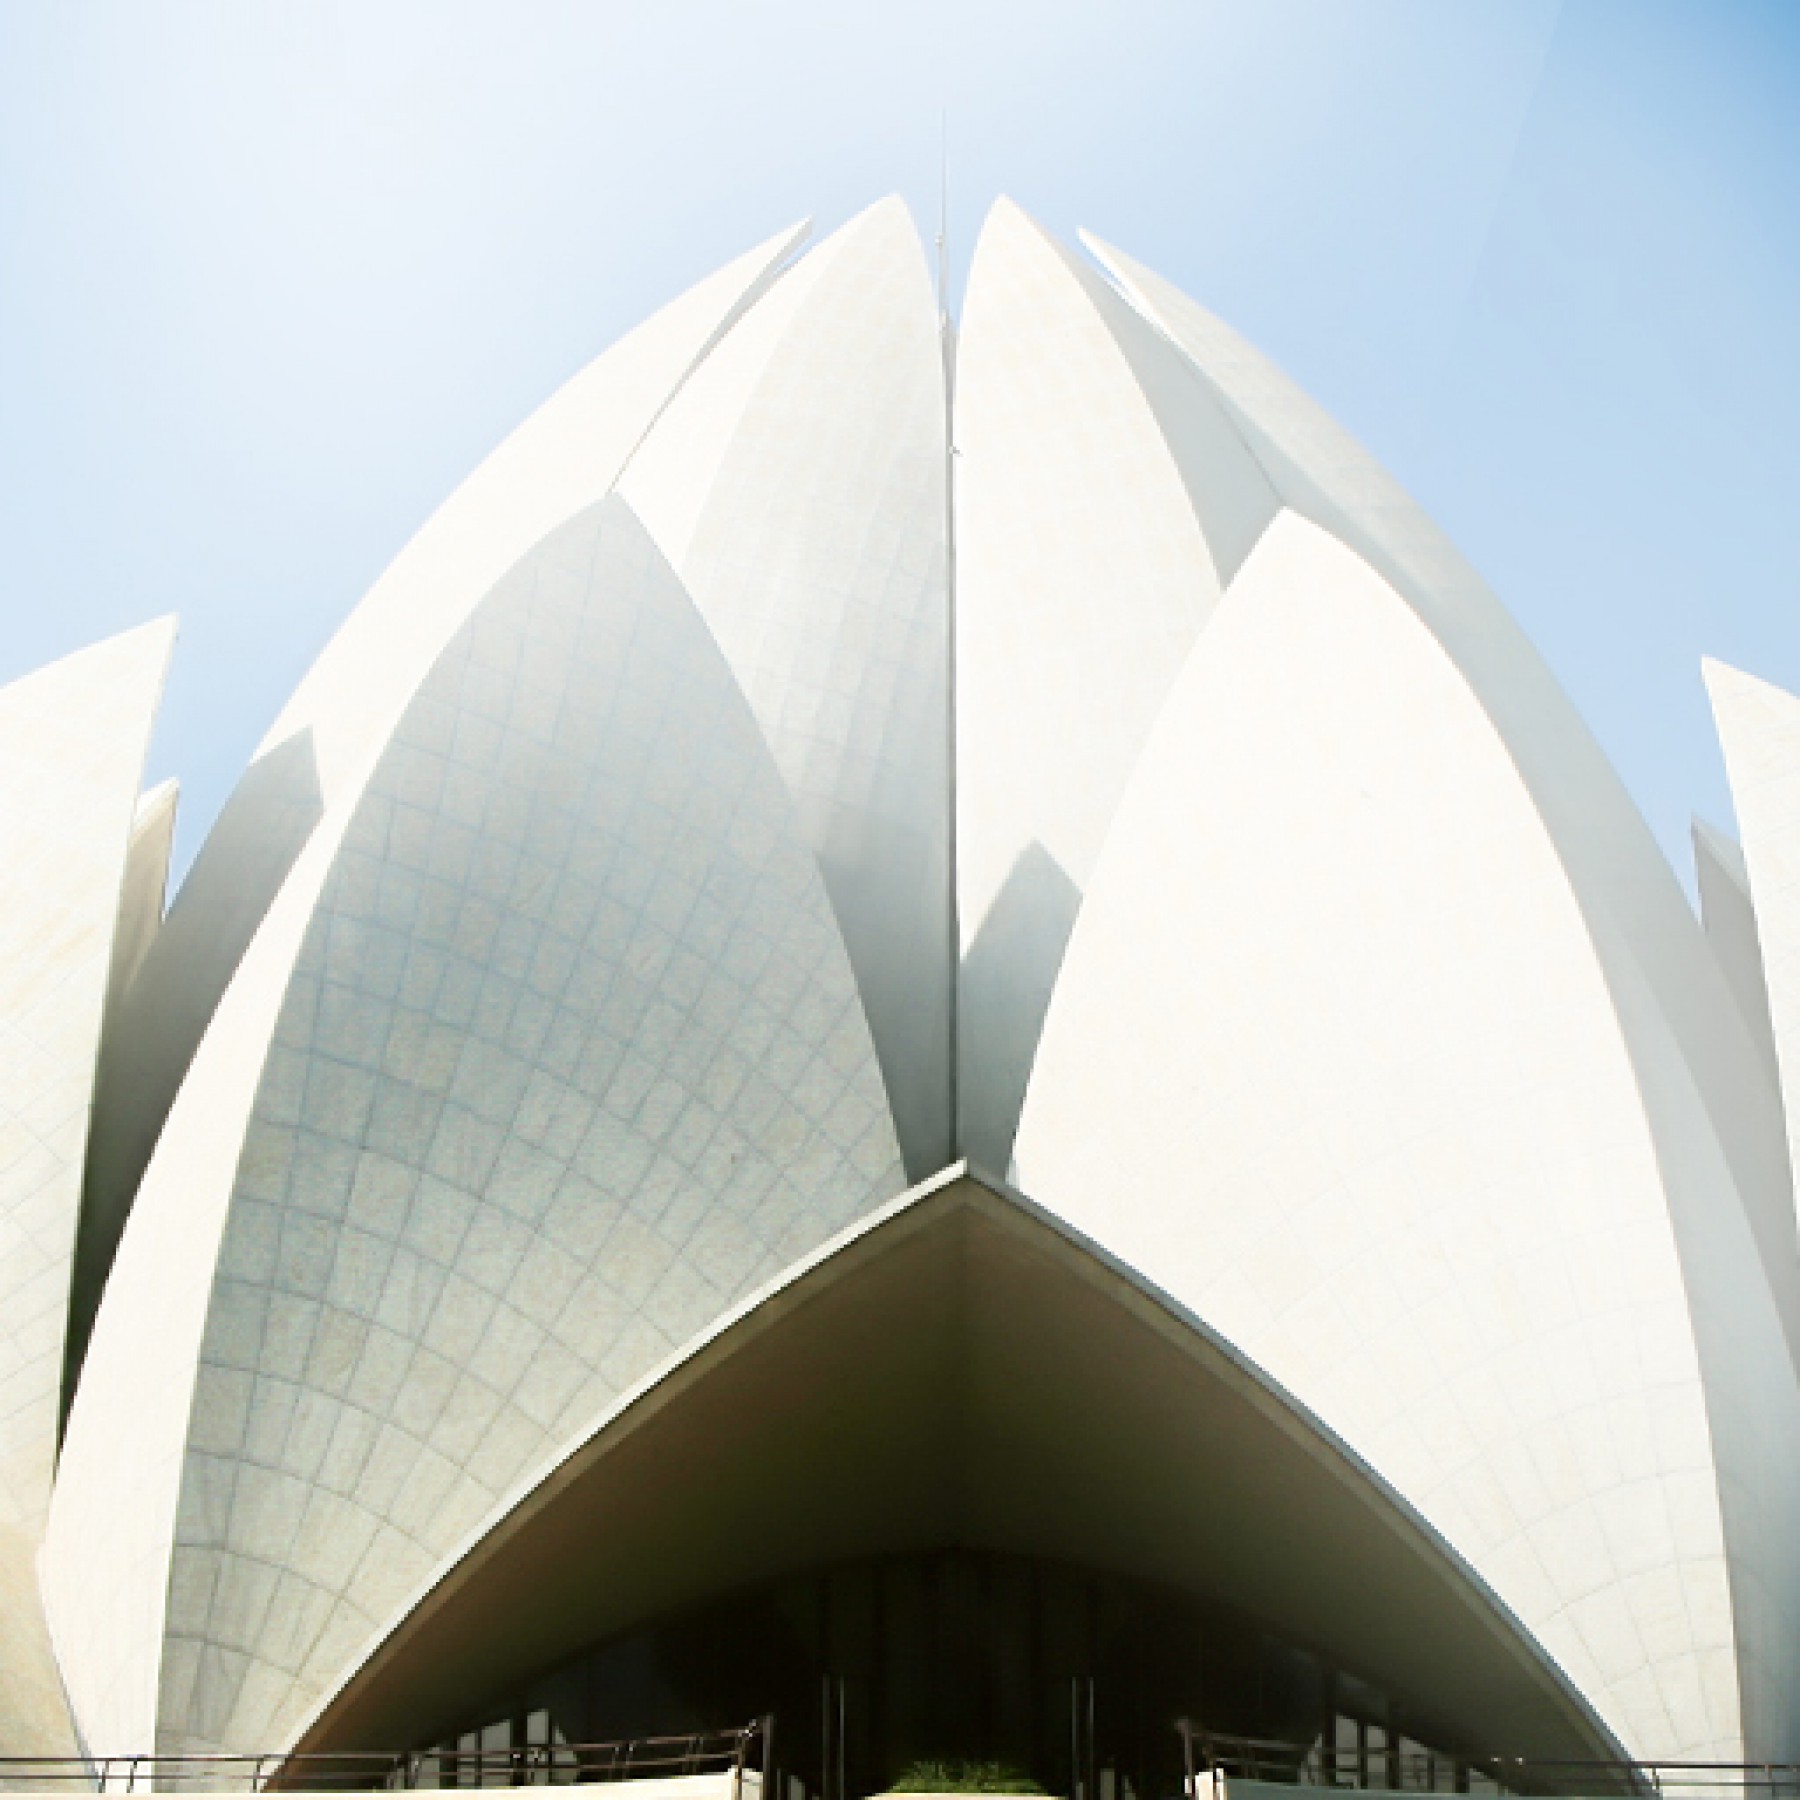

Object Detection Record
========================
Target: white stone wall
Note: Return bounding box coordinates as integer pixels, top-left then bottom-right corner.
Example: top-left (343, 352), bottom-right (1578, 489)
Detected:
top-left (0, 621), bottom-right (174, 1756)
top-left (951, 199), bottom-right (1279, 1171)
top-left (46, 500), bottom-right (902, 1759)
top-left (0, 620), bottom-right (174, 1542)
top-left (1078, 237), bottom-right (1800, 1761)
top-left (620, 197), bottom-right (953, 1175)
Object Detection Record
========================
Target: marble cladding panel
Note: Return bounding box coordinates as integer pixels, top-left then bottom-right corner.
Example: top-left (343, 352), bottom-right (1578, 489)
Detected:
top-left (159, 497), bottom-right (903, 1754)
top-left (0, 620), bottom-right (173, 1542)
top-left (1014, 514), bottom-right (1791, 1764)
top-left (621, 196), bottom-right (953, 1175)
top-left (951, 199), bottom-right (1226, 1170)
top-left (67, 227), bottom-right (809, 1392)
top-left (1707, 664), bottom-right (1800, 1209)
top-left (0, 620), bottom-right (173, 1759)
top-left (1088, 236), bottom-right (1800, 1765)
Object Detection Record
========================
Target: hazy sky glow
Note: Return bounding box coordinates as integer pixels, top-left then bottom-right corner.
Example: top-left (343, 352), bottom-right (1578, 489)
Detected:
top-left (2, 0), bottom-right (1797, 883)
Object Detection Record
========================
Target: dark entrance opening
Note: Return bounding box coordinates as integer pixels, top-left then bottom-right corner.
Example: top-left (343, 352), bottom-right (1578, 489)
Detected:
top-left (413, 1549), bottom-right (1483, 1800)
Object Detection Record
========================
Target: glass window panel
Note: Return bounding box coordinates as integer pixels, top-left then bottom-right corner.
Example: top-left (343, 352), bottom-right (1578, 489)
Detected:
top-left (522, 1710), bottom-right (551, 1786)
top-left (480, 1719), bottom-right (512, 1789)
top-left (1365, 1725), bottom-right (1388, 1792)
top-left (1397, 1736), bottom-right (1429, 1792)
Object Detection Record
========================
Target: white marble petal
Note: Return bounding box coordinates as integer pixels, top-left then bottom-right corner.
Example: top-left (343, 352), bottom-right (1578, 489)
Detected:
top-left (0, 621), bottom-right (174, 1536)
top-left (1706, 663), bottom-right (1800, 1207)
top-left (1087, 229), bottom-right (1799, 1452)
top-left (619, 196), bottom-right (952, 1175)
top-left (1016, 513), bottom-right (1800, 1764)
top-left (953, 198), bottom-right (1278, 1170)
top-left (44, 499), bottom-right (902, 1761)
top-left (0, 620), bottom-right (174, 1752)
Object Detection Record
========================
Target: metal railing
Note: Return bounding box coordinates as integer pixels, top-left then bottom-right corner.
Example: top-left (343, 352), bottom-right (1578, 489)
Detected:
top-left (1177, 1727), bottom-right (1800, 1800)
top-left (0, 1718), bottom-right (769, 1794)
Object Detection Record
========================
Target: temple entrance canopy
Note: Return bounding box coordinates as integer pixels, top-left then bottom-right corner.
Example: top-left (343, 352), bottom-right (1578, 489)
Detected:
top-left (291, 1169), bottom-right (1619, 1792)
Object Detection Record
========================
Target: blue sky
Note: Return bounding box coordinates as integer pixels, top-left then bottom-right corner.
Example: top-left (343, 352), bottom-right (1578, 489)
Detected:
top-left (1, 0), bottom-right (1796, 883)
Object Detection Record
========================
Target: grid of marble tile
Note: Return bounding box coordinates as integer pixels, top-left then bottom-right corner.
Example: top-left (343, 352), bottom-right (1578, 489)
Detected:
top-left (159, 497), bottom-right (903, 1753)
top-left (0, 621), bottom-right (171, 1542)
top-left (75, 232), bottom-right (807, 1368)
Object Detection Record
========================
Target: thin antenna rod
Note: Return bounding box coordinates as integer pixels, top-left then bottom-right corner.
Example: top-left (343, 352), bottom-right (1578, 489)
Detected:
top-left (936, 108), bottom-right (950, 326)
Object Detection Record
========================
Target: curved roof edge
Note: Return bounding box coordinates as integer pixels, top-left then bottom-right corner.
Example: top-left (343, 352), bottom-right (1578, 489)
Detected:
top-left (284, 1162), bottom-right (1623, 1770)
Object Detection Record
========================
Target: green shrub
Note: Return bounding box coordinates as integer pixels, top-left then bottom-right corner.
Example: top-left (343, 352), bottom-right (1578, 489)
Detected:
top-left (888, 1760), bottom-right (1046, 1794)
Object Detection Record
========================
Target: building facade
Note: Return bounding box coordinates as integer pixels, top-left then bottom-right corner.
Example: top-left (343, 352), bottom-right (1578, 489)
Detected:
top-left (4, 196), bottom-right (1800, 1793)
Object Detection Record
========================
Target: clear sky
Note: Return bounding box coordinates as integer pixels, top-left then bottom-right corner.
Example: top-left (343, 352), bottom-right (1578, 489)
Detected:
top-left (2, 0), bottom-right (1797, 885)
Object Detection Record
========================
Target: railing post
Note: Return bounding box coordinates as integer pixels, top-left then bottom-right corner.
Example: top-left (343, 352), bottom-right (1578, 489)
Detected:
top-left (1070, 1679), bottom-right (1083, 1800)
top-left (1177, 1719), bottom-right (1197, 1800)
top-left (752, 1715), bottom-right (774, 1800)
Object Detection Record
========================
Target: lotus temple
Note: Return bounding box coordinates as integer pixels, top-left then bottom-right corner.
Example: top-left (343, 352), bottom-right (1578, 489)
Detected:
top-left (5, 194), bottom-right (1800, 1799)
